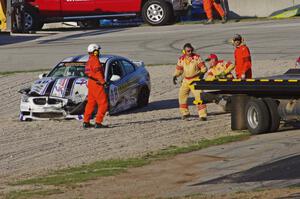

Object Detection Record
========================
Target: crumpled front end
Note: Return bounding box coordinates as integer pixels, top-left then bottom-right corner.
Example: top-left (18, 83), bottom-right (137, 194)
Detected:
top-left (19, 95), bottom-right (83, 121)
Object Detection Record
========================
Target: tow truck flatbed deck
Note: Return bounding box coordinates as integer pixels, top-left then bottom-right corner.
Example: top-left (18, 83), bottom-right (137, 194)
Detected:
top-left (191, 69), bottom-right (300, 99)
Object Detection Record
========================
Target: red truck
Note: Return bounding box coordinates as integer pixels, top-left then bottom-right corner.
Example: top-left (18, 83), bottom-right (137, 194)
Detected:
top-left (24, 0), bottom-right (190, 30)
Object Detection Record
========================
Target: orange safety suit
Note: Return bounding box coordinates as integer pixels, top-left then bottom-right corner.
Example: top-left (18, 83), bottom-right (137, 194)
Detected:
top-left (206, 60), bottom-right (235, 81)
top-left (203, 0), bottom-right (225, 20)
top-left (174, 53), bottom-right (207, 118)
top-left (83, 55), bottom-right (108, 124)
top-left (234, 44), bottom-right (252, 79)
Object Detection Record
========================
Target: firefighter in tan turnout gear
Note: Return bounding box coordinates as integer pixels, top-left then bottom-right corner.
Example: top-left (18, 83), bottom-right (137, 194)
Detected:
top-left (205, 54), bottom-right (235, 81)
top-left (173, 43), bottom-right (208, 121)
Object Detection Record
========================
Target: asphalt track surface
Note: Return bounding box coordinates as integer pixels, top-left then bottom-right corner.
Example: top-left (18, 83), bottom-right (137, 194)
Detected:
top-left (0, 18), bottom-right (300, 72)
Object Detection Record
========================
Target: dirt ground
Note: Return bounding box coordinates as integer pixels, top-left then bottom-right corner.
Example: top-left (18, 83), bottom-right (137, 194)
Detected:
top-left (0, 61), bottom-right (296, 198)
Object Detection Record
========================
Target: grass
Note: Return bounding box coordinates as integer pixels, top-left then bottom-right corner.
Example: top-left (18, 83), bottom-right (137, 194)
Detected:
top-left (4, 189), bottom-right (64, 199)
top-left (0, 69), bottom-right (50, 76)
top-left (11, 133), bottom-right (250, 187)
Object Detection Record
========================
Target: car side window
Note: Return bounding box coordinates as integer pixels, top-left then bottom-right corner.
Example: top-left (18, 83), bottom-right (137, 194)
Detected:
top-left (108, 60), bottom-right (124, 79)
top-left (121, 60), bottom-right (135, 75)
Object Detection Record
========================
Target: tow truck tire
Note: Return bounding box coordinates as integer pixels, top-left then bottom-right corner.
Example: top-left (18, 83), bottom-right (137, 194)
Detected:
top-left (263, 98), bottom-right (280, 132)
top-left (142, 0), bottom-right (173, 26)
top-left (231, 95), bottom-right (249, 130)
top-left (245, 99), bottom-right (270, 134)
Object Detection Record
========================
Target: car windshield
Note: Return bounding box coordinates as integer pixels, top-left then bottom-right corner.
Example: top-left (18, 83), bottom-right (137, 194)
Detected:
top-left (47, 62), bottom-right (87, 78)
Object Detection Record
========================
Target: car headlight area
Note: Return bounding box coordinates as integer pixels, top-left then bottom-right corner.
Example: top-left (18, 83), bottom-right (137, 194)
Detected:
top-left (19, 96), bottom-right (73, 121)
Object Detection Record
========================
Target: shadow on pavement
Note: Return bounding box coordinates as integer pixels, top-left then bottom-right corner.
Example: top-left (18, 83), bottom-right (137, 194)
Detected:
top-left (38, 27), bottom-right (132, 44)
top-left (191, 154), bottom-right (300, 186)
top-left (0, 33), bottom-right (41, 46)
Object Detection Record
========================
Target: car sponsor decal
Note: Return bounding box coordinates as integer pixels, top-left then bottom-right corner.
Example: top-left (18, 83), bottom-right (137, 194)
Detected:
top-left (51, 78), bottom-right (70, 97)
top-left (44, 80), bottom-right (56, 96)
top-left (64, 77), bottom-right (77, 97)
top-left (63, 62), bottom-right (86, 67)
top-left (109, 84), bottom-right (119, 106)
top-left (70, 78), bottom-right (88, 101)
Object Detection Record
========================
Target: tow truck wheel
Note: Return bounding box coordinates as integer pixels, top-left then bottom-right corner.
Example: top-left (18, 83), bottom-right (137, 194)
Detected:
top-left (245, 99), bottom-right (270, 134)
top-left (263, 98), bottom-right (281, 132)
top-left (142, 0), bottom-right (173, 26)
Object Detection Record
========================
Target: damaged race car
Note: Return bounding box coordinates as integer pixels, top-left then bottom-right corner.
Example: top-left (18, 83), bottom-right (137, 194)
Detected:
top-left (19, 54), bottom-right (151, 121)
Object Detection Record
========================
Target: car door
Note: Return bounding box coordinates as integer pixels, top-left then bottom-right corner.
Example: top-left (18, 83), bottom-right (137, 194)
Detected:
top-left (95, 0), bottom-right (140, 13)
top-left (61, 0), bottom-right (96, 16)
top-left (105, 59), bottom-right (126, 112)
top-left (35, 0), bottom-right (61, 17)
top-left (119, 59), bottom-right (140, 105)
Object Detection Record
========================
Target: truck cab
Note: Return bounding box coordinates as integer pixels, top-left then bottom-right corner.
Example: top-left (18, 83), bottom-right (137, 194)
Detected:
top-left (24, 0), bottom-right (190, 30)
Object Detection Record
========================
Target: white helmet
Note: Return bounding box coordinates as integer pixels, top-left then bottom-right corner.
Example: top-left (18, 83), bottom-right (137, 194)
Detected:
top-left (87, 43), bottom-right (101, 53)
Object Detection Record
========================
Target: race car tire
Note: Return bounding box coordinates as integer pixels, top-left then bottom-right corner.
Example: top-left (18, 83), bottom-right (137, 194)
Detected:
top-left (263, 98), bottom-right (281, 133)
top-left (137, 86), bottom-right (150, 107)
top-left (142, 0), bottom-right (173, 26)
top-left (245, 98), bottom-right (270, 134)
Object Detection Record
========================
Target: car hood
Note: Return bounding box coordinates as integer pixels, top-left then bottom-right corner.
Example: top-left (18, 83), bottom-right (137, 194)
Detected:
top-left (29, 77), bottom-right (88, 101)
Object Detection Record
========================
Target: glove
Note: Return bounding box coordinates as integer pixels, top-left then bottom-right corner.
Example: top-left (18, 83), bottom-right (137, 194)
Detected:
top-left (217, 72), bottom-right (226, 78)
top-left (173, 76), bottom-right (177, 85)
top-left (103, 82), bottom-right (109, 88)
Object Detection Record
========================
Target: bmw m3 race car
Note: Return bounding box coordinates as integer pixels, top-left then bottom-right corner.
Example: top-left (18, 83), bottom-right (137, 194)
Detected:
top-left (19, 54), bottom-right (151, 121)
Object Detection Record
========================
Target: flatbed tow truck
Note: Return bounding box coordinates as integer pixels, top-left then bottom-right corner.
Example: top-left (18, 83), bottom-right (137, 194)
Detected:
top-left (191, 68), bottom-right (300, 134)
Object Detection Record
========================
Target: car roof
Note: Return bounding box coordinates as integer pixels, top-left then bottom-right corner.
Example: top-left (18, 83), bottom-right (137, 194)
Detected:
top-left (61, 54), bottom-right (126, 63)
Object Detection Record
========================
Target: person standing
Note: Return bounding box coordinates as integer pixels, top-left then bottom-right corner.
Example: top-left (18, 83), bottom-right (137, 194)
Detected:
top-left (83, 43), bottom-right (108, 129)
top-left (233, 34), bottom-right (252, 79)
top-left (205, 53), bottom-right (235, 81)
top-left (203, 0), bottom-right (227, 24)
top-left (173, 43), bottom-right (208, 121)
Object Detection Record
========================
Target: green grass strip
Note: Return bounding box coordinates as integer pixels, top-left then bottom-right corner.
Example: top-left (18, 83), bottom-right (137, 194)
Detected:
top-left (11, 133), bottom-right (250, 187)
top-left (4, 189), bottom-right (63, 199)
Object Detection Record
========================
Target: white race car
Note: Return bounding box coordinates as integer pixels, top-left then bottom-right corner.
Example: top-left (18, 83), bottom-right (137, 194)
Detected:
top-left (19, 54), bottom-right (151, 121)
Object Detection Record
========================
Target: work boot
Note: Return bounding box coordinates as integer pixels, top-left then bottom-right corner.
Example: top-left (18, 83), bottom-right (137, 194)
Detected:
top-left (205, 19), bottom-right (214, 25)
top-left (221, 16), bottom-right (227, 24)
top-left (199, 117), bottom-right (207, 121)
top-left (83, 122), bottom-right (92, 129)
top-left (181, 114), bottom-right (190, 120)
top-left (95, 123), bottom-right (109, 128)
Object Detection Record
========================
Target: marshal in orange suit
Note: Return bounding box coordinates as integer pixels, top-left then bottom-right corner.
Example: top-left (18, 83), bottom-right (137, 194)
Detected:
top-left (83, 44), bottom-right (109, 129)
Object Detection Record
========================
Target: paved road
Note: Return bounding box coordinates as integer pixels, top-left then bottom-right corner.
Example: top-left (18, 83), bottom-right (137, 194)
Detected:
top-left (0, 19), bottom-right (300, 72)
top-left (168, 129), bottom-right (300, 197)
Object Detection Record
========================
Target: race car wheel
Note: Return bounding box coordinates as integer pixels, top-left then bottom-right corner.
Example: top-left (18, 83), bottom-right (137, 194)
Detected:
top-left (263, 98), bottom-right (281, 133)
top-left (137, 87), bottom-right (150, 107)
top-left (142, 0), bottom-right (173, 26)
top-left (245, 99), bottom-right (270, 134)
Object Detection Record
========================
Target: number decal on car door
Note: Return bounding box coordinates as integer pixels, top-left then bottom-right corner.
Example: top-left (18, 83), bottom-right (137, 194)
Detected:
top-left (109, 84), bottom-right (119, 106)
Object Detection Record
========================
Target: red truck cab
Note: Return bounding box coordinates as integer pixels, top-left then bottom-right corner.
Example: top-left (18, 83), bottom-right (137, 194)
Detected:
top-left (24, 0), bottom-right (190, 30)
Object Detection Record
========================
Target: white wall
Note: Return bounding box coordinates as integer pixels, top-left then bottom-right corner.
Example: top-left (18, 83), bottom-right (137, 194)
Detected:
top-left (226, 0), bottom-right (300, 18)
